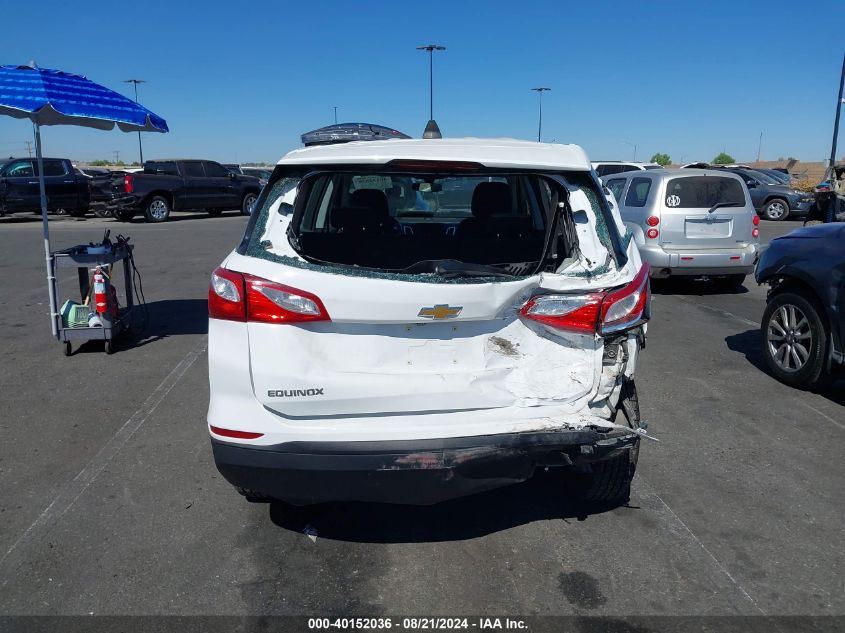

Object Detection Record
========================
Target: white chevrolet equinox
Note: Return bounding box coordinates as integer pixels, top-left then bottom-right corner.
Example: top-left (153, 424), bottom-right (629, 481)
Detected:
top-left (207, 138), bottom-right (651, 505)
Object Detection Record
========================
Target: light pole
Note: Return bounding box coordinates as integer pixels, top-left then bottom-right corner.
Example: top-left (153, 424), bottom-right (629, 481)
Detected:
top-left (417, 44), bottom-right (445, 138)
top-left (333, 106), bottom-right (338, 125)
top-left (622, 141), bottom-right (637, 162)
top-left (124, 79), bottom-right (146, 163)
top-left (530, 88), bottom-right (551, 142)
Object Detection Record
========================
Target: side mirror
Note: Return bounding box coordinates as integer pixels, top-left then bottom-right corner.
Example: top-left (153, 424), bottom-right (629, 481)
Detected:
top-left (746, 180), bottom-right (756, 188)
top-left (229, 172), bottom-right (237, 179)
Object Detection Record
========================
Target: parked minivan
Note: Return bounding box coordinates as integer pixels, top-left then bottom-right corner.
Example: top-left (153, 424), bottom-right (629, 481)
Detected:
top-left (603, 169), bottom-right (759, 289)
top-left (208, 138), bottom-right (651, 506)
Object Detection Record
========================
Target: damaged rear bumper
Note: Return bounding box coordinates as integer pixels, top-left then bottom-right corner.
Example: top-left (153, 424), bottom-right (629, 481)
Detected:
top-left (211, 427), bottom-right (639, 505)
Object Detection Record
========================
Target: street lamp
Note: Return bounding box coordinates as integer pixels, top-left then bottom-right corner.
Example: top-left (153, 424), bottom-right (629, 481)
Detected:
top-left (622, 141), bottom-right (637, 162)
top-left (124, 79), bottom-right (146, 163)
top-left (333, 106), bottom-right (338, 125)
top-left (417, 44), bottom-right (445, 138)
top-left (530, 87), bottom-right (551, 142)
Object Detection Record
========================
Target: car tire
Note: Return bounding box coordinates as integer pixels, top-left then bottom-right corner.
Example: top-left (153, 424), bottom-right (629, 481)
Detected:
top-left (241, 192), bottom-right (258, 216)
top-left (762, 198), bottom-right (790, 221)
top-left (235, 486), bottom-right (272, 502)
top-left (68, 208), bottom-right (87, 218)
top-left (93, 207), bottom-right (112, 219)
top-left (207, 208), bottom-right (224, 217)
top-left (717, 274), bottom-right (746, 292)
top-left (114, 208), bottom-right (136, 222)
top-left (570, 450), bottom-right (638, 503)
top-left (53, 207), bottom-right (68, 216)
top-left (761, 291), bottom-right (829, 389)
top-left (144, 196), bottom-right (170, 223)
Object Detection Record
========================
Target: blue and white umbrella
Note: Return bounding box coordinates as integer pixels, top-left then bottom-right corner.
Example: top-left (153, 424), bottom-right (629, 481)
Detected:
top-left (0, 63), bottom-right (168, 337)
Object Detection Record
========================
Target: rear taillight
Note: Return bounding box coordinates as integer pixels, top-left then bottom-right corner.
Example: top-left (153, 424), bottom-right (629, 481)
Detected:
top-left (208, 267), bottom-right (330, 324)
top-left (646, 216), bottom-right (660, 227)
top-left (520, 265), bottom-right (650, 336)
top-left (752, 215), bottom-right (760, 226)
top-left (124, 174), bottom-right (134, 193)
top-left (752, 228), bottom-right (760, 239)
top-left (646, 228), bottom-right (659, 239)
top-left (599, 264), bottom-right (650, 334)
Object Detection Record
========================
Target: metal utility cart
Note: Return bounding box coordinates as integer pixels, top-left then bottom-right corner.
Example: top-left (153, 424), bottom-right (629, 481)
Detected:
top-left (52, 243), bottom-right (136, 355)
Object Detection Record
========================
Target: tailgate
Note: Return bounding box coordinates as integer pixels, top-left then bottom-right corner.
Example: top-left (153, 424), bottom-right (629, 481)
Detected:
top-left (237, 263), bottom-right (600, 419)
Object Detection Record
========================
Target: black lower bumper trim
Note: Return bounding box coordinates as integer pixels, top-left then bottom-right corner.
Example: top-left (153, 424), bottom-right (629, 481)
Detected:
top-left (211, 428), bottom-right (638, 505)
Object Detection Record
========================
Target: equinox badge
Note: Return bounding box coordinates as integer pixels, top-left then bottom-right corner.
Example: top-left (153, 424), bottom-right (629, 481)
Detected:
top-left (418, 304), bottom-right (463, 320)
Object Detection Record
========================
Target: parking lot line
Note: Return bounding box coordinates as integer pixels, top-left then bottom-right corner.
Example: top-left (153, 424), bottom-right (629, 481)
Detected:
top-left (0, 337), bottom-right (207, 586)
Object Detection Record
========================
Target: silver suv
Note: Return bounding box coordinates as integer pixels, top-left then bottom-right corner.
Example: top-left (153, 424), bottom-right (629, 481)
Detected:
top-left (603, 169), bottom-right (759, 289)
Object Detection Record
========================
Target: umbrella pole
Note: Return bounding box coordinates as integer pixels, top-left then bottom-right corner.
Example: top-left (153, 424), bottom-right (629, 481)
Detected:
top-left (34, 123), bottom-right (58, 339)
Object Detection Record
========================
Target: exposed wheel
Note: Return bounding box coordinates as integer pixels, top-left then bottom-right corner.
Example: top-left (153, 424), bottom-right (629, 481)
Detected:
top-left (241, 192), bottom-right (258, 216)
top-left (717, 274), bottom-right (746, 292)
top-left (144, 196), bottom-right (170, 223)
top-left (64, 342), bottom-right (72, 356)
top-left (93, 207), bottom-right (112, 219)
top-left (761, 291), bottom-right (828, 389)
top-left (114, 208), bottom-right (135, 222)
top-left (762, 198), bottom-right (789, 221)
top-left (207, 208), bottom-right (224, 216)
top-left (53, 207), bottom-right (68, 216)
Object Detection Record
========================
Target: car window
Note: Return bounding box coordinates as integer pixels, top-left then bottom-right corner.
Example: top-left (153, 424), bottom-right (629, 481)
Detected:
top-left (664, 176), bottom-right (745, 208)
top-left (43, 160), bottom-right (67, 177)
top-left (624, 177), bottom-right (652, 207)
top-left (3, 160), bottom-right (34, 177)
top-left (145, 161), bottom-right (178, 175)
top-left (606, 178), bottom-right (627, 202)
top-left (182, 161), bottom-right (205, 178)
top-left (203, 161), bottom-right (229, 177)
top-left (597, 165), bottom-right (623, 177)
top-left (742, 170), bottom-right (778, 185)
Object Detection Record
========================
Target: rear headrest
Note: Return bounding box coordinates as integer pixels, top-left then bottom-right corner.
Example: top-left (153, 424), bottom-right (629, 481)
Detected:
top-left (331, 206), bottom-right (380, 231)
top-left (350, 188), bottom-right (390, 219)
top-left (471, 182), bottom-right (511, 219)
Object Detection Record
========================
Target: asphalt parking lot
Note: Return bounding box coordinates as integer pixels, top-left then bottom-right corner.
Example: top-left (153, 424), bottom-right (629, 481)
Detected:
top-left (0, 213), bottom-right (842, 618)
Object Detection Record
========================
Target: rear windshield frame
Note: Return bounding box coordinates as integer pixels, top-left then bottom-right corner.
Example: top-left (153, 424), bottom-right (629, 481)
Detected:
top-left (237, 163), bottom-right (628, 273)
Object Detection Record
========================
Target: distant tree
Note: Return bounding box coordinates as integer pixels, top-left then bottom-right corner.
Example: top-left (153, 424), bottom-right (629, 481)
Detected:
top-left (650, 152), bottom-right (671, 166)
top-left (89, 159), bottom-right (110, 166)
top-left (712, 152), bottom-right (736, 165)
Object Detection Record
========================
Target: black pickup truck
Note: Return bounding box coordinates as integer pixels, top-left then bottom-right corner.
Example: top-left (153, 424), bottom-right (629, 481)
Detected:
top-left (109, 159), bottom-right (262, 222)
top-left (0, 157), bottom-right (91, 217)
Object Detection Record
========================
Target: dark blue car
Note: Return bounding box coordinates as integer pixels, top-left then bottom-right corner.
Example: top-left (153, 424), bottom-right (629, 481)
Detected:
top-left (755, 224), bottom-right (845, 388)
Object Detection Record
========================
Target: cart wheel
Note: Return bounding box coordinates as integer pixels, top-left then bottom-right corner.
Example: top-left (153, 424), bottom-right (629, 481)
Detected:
top-left (105, 340), bottom-right (114, 355)
top-left (64, 342), bottom-right (72, 356)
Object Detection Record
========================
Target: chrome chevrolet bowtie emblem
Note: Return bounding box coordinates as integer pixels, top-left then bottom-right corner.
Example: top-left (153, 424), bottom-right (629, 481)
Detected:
top-left (418, 304), bottom-right (463, 319)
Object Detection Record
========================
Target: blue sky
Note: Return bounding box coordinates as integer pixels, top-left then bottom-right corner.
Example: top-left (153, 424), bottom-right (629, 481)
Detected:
top-left (1, 0), bottom-right (842, 165)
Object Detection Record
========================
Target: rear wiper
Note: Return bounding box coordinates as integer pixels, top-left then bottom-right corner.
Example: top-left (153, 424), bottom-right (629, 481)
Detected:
top-left (707, 202), bottom-right (742, 213)
top-left (399, 259), bottom-right (515, 278)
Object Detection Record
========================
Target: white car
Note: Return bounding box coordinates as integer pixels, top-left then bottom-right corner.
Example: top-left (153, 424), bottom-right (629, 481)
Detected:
top-left (207, 137), bottom-right (651, 505)
top-left (591, 161), bottom-right (663, 177)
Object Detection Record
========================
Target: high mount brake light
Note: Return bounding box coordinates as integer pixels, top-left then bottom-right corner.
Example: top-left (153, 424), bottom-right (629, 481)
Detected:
top-left (520, 265), bottom-right (650, 336)
top-left (385, 159), bottom-right (484, 171)
top-left (208, 268), bottom-right (330, 323)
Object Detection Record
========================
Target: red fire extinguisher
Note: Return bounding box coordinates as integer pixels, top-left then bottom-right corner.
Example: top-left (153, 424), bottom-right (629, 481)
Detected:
top-left (93, 267), bottom-right (108, 314)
